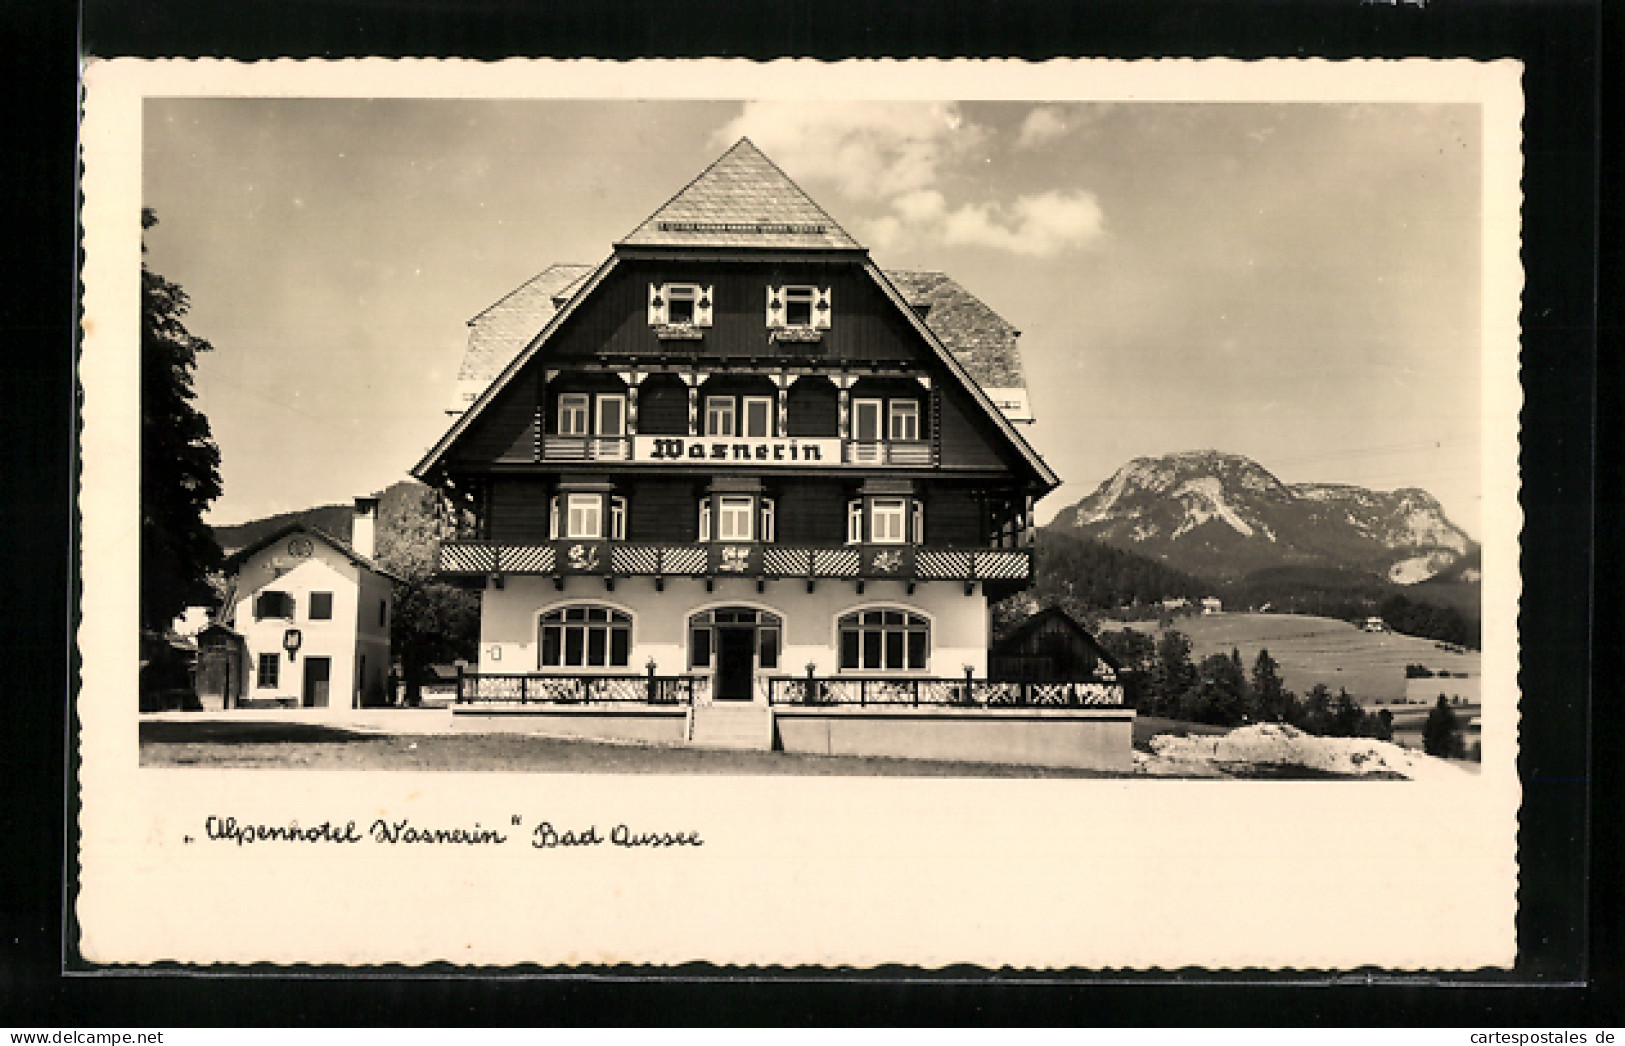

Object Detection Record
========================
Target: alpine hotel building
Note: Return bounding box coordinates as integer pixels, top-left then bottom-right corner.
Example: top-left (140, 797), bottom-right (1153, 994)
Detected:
top-left (413, 140), bottom-right (1131, 769)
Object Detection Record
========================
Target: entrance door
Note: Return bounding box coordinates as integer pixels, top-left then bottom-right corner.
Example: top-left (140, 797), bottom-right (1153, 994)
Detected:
top-left (715, 627), bottom-right (755, 702)
top-left (302, 656), bottom-right (331, 708)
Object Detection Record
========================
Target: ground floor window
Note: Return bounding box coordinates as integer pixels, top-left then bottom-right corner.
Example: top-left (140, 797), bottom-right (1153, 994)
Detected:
top-left (838, 609), bottom-right (929, 671)
top-left (539, 605), bottom-right (632, 668)
top-left (256, 652), bottom-right (280, 688)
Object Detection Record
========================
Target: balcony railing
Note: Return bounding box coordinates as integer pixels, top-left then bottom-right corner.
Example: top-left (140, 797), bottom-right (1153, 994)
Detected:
top-left (844, 440), bottom-right (932, 465)
top-left (541, 435), bottom-right (631, 461)
top-left (438, 540), bottom-right (1031, 584)
top-left (456, 671), bottom-right (702, 705)
top-left (767, 677), bottom-right (1125, 708)
top-left (452, 671), bottom-right (1123, 708)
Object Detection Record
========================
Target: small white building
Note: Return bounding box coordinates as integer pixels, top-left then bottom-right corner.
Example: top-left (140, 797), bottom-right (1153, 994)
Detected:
top-left (1200, 597), bottom-right (1222, 615)
top-left (217, 498), bottom-right (399, 711)
top-left (1361, 617), bottom-right (1389, 633)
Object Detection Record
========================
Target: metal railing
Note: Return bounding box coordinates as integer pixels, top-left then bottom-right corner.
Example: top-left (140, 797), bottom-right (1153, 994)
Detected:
top-left (766, 676), bottom-right (1125, 707)
top-left (456, 670), bottom-right (699, 706)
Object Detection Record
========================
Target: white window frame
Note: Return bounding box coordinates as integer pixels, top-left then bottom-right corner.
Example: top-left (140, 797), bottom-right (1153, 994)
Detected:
top-left (566, 493), bottom-right (603, 539)
top-left (557, 393), bottom-right (590, 436)
top-left (596, 394), bottom-right (627, 437)
top-left (782, 285), bottom-right (817, 328)
top-left (742, 395), bottom-right (774, 438)
top-left (609, 496), bottom-right (627, 541)
top-left (888, 400), bottom-right (919, 442)
top-left (838, 609), bottom-right (931, 672)
top-left (698, 499), bottom-right (712, 542)
top-left (717, 496), bottom-right (754, 542)
top-left (539, 605), bottom-right (633, 670)
top-left (911, 499), bottom-right (925, 544)
top-left (869, 498), bottom-right (908, 544)
top-left (852, 398), bottom-right (883, 443)
top-left (665, 283), bottom-right (700, 326)
top-left (705, 396), bottom-right (736, 437)
top-left (847, 500), bottom-right (864, 544)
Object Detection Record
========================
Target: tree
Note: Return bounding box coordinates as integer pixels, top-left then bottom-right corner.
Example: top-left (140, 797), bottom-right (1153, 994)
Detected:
top-left (1251, 648), bottom-right (1289, 722)
top-left (1422, 695), bottom-right (1465, 758)
top-left (372, 484), bottom-right (480, 704)
top-left (1149, 630), bottom-right (1197, 718)
top-left (141, 209), bottom-right (224, 631)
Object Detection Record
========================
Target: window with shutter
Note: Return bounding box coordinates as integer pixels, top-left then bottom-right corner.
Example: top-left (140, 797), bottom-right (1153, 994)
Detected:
top-left (698, 500), bottom-right (712, 542)
top-left (847, 500), bottom-right (864, 544)
top-left (765, 285), bottom-right (786, 328)
top-left (911, 500), bottom-right (925, 544)
top-left (694, 285), bottom-right (714, 327)
top-left (759, 498), bottom-right (775, 543)
top-left (813, 286), bottom-right (832, 330)
top-left (610, 496), bottom-right (627, 541)
top-left (549, 497), bottom-right (560, 540)
top-left (647, 283), bottom-right (667, 326)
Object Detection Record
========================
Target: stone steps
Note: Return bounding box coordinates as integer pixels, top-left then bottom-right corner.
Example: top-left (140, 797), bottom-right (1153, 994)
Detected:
top-left (689, 703), bottom-right (774, 750)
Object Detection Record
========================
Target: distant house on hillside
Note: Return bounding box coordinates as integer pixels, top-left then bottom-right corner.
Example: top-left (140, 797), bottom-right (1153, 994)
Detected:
top-left (209, 497), bottom-right (399, 712)
top-left (1161, 597), bottom-right (1190, 611)
top-left (1361, 617), bottom-right (1389, 633)
top-left (1200, 597), bottom-right (1222, 615)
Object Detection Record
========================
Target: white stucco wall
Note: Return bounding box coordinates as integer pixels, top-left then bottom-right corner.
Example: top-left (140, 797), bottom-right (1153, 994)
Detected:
top-left (477, 575), bottom-right (989, 683)
top-left (229, 533), bottom-right (392, 710)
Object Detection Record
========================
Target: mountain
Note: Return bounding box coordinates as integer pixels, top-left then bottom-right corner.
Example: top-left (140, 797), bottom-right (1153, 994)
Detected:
top-left (211, 479), bottom-right (431, 555)
top-left (1049, 451), bottom-right (1477, 585)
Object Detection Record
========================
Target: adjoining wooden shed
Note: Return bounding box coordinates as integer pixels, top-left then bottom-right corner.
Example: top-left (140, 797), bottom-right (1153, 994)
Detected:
top-left (990, 607), bottom-right (1121, 683)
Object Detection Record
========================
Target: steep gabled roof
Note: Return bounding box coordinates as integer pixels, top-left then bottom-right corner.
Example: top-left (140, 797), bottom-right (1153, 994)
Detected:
top-left (991, 606), bottom-right (1122, 671)
top-left (221, 522), bottom-right (402, 583)
top-left (458, 264), bottom-right (597, 384)
top-left (886, 270), bottom-right (1026, 388)
top-left (618, 138), bottom-right (862, 251)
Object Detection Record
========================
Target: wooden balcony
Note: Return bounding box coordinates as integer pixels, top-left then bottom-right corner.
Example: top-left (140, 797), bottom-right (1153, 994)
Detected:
top-left (437, 539), bottom-right (1031, 585)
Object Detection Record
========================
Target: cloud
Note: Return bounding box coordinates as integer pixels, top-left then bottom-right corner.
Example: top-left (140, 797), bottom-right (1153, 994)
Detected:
top-left (714, 102), bottom-right (982, 201)
top-left (1016, 106), bottom-right (1068, 149)
top-left (715, 101), bottom-right (1105, 257)
top-left (939, 191), bottom-right (1106, 257)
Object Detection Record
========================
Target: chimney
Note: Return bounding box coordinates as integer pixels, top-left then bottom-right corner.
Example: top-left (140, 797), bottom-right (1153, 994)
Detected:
top-left (352, 496), bottom-right (380, 561)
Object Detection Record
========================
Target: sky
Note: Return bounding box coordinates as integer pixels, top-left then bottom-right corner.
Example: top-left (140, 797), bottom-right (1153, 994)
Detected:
top-left (143, 98), bottom-right (1483, 536)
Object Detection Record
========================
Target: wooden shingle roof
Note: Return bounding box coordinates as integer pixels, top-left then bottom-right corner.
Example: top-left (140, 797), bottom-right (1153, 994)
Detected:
top-left (618, 138), bottom-right (862, 251)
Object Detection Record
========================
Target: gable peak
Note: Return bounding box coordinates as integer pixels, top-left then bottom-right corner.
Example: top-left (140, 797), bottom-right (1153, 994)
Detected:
top-left (618, 138), bottom-right (863, 251)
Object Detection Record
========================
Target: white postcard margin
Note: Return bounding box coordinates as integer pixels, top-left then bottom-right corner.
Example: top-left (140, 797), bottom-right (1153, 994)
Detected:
top-left (78, 58), bottom-right (1523, 969)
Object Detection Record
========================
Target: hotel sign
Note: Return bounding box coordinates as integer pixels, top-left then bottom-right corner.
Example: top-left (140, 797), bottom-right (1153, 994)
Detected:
top-left (633, 435), bottom-right (842, 465)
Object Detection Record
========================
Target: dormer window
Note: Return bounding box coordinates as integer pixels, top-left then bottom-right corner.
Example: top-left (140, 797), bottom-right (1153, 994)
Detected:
top-left (766, 285), bottom-right (831, 334)
top-left (649, 283), bottom-right (712, 331)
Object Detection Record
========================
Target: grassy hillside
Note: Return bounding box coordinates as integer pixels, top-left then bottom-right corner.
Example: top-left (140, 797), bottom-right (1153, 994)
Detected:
top-left (1101, 612), bottom-right (1480, 703)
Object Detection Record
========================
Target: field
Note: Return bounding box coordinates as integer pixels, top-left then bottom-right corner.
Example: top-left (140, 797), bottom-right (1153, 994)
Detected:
top-left (1102, 612), bottom-right (1480, 704)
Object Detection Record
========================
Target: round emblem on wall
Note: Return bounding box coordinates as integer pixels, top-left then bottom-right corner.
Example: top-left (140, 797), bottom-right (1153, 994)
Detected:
top-left (287, 536), bottom-right (315, 558)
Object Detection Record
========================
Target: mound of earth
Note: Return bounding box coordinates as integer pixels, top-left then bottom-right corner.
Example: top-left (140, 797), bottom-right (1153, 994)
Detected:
top-left (1134, 723), bottom-right (1469, 781)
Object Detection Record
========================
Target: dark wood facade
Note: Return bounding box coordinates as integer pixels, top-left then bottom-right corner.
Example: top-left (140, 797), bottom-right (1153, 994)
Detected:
top-left (422, 242), bottom-right (1052, 593)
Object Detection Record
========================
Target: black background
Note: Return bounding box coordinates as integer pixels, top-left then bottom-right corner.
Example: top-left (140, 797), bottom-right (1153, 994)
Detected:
top-left (2, 0), bottom-right (1610, 1026)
